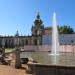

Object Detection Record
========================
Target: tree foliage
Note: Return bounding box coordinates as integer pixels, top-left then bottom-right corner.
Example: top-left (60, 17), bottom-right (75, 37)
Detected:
top-left (58, 25), bottom-right (74, 34)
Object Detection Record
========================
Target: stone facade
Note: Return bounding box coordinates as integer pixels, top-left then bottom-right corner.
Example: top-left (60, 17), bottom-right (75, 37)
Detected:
top-left (0, 13), bottom-right (75, 48)
top-left (0, 13), bottom-right (43, 48)
top-left (42, 34), bottom-right (75, 45)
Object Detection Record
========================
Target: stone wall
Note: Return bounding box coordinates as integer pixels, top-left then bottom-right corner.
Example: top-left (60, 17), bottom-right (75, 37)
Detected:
top-left (27, 63), bottom-right (75, 75)
top-left (21, 45), bottom-right (75, 52)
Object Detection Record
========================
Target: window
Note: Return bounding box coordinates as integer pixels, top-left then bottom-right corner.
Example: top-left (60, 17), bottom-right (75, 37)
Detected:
top-left (26, 40), bottom-right (28, 45)
top-left (22, 39), bottom-right (24, 46)
top-left (34, 39), bottom-right (37, 45)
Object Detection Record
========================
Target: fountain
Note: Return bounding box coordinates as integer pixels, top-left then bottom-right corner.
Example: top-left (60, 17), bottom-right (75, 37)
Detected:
top-left (51, 12), bottom-right (59, 55)
top-left (26, 12), bottom-right (75, 75)
top-left (49, 12), bottom-right (60, 64)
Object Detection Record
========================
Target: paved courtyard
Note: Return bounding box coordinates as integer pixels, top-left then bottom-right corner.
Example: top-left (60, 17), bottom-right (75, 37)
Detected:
top-left (0, 64), bottom-right (33, 75)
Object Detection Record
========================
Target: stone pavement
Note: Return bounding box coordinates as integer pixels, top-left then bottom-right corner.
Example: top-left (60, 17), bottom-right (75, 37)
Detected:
top-left (0, 64), bottom-right (34, 75)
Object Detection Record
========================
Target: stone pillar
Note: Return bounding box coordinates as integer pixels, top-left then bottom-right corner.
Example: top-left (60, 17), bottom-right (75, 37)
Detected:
top-left (14, 32), bottom-right (22, 69)
top-left (2, 38), bottom-right (5, 58)
top-left (2, 48), bottom-right (5, 57)
top-left (15, 47), bottom-right (21, 69)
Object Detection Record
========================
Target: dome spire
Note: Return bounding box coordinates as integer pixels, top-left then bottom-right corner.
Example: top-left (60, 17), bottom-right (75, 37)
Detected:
top-left (15, 30), bottom-right (19, 37)
top-left (36, 12), bottom-right (40, 19)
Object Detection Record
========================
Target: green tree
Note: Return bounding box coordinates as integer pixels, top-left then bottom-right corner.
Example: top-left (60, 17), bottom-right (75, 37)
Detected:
top-left (59, 25), bottom-right (74, 34)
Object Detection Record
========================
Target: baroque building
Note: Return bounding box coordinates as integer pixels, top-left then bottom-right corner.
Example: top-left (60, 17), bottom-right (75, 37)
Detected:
top-left (0, 13), bottom-right (74, 48)
top-left (0, 13), bottom-right (45, 48)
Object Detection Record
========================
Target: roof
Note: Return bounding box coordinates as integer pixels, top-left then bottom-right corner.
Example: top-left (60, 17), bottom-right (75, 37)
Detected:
top-left (44, 27), bottom-right (52, 30)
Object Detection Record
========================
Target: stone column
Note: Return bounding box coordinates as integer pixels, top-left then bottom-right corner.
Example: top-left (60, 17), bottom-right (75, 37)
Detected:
top-left (2, 38), bottom-right (5, 58)
top-left (15, 47), bottom-right (21, 69)
top-left (14, 34), bottom-right (22, 69)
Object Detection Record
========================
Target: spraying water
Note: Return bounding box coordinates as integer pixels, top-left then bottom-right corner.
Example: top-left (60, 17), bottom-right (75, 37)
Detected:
top-left (49, 12), bottom-right (60, 64)
top-left (51, 12), bottom-right (59, 55)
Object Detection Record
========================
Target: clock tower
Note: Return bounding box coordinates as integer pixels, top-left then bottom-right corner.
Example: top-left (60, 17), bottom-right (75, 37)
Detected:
top-left (31, 12), bottom-right (44, 36)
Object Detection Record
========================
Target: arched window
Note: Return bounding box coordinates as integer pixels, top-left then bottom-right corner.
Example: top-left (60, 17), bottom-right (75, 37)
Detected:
top-left (0, 40), bottom-right (2, 47)
top-left (71, 40), bottom-right (73, 43)
top-left (26, 40), bottom-right (28, 45)
top-left (11, 39), bottom-right (14, 48)
top-left (9, 40), bottom-right (11, 46)
top-left (22, 39), bottom-right (24, 46)
top-left (5, 40), bottom-right (8, 48)
top-left (34, 39), bottom-right (37, 45)
top-left (35, 30), bottom-right (37, 35)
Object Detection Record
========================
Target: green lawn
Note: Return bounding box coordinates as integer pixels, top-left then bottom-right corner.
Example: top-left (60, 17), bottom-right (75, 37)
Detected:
top-left (5, 48), bottom-right (15, 53)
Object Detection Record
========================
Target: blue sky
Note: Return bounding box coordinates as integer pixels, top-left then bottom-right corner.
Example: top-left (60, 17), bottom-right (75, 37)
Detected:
top-left (0, 0), bottom-right (75, 35)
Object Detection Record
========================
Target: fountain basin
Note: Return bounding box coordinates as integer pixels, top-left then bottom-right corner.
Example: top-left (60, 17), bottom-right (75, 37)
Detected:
top-left (20, 52), bottom-right (75, 66)
top-left (25, 12), bottom-right (75, 75)
top-left (20, 52), bottom-right (75, 75)
top-left (27, 63), bottom-right (75, 75)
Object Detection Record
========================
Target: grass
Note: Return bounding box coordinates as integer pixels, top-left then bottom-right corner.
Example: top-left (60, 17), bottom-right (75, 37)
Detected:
top-left (5, 48), bottom-right (15, 53)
